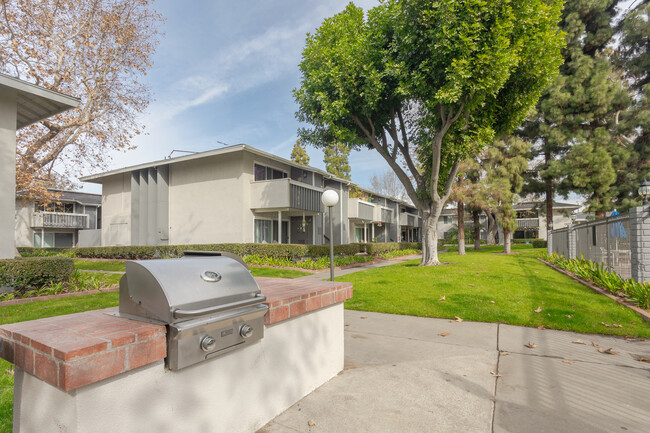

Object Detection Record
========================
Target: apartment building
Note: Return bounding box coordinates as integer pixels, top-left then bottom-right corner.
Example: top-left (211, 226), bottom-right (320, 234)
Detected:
top-left (514, 201), bottom-right (580, 240)
top-left (80, 145), bottom-right (421, 247)
top-left (15, 190), bottom-right (102, 248)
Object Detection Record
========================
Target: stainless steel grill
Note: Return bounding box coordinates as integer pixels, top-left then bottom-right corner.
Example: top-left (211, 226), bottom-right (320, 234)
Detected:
top-left (117, 252), bottom-right (268, 370)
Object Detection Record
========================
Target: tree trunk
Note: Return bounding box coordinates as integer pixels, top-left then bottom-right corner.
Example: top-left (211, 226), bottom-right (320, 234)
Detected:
top-left (486, 211), bottom-right (497, 245)
top-left (545, 151), bottom-right (553, 234)
top-left (503, 227), bottom-right (511, 254)
top-left (473, 210), bottom-right (481, 250)
top-left (457, 202), bottom-right (465, 255)
top-left (420, 210), bottom-right (442, 266)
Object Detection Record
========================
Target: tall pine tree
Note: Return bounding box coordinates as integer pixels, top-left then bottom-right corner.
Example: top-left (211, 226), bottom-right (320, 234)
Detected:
top-left (290, 140), bottom-right (310, 165)
top-left (521, 0), bottom-right (630, 220)
top-left (323, 142), bottom-right (351, 180)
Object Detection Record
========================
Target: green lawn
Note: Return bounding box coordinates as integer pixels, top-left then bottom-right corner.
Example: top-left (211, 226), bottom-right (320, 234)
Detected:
top-left (74, 260), bottom-right (126, 272)
top-left (341, 245), bottom-right (650, 338)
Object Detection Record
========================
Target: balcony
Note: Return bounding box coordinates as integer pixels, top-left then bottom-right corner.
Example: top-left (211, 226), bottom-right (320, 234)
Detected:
top-left (374, 206), bottom-right (393, 224)
top-left (400, 212), bottom-right (419, 227)
top-left (517, 218), bottom-right (539, 229)
top-left (348, 198), bottom-right (374, 221)
top-left (251, 179), bottom-right (322, 212)
top-left (32, 212), bottom-right (88, 229)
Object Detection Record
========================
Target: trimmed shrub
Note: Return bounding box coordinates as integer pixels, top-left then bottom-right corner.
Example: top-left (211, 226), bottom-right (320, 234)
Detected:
top-left (0, 257), bottom-right (75, 290)
top-left (532, 239), bottom-right (547, 249)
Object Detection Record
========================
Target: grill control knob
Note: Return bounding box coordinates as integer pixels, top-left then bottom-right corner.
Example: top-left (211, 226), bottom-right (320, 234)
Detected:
top-left (240, 324), bottom-right (253, 339)
top-left (200, 335), bottom-right (216, 352)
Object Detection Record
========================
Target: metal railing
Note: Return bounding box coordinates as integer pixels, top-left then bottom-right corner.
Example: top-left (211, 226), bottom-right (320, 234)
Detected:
top-left (517, 218), bottom-right (539, 229)
top-left (551, 214), bottom-right (632, 280)
top-left (32, 212), bottom-right (88, 229)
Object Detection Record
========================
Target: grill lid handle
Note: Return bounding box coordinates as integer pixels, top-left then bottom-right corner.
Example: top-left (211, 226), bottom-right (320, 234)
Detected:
top-left (173, 294), bottom-right (267, 319)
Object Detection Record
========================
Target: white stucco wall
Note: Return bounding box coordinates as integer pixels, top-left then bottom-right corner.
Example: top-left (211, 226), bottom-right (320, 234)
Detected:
top-left (169, 152), bottom-right (247, 244)
top-left (101, 173), bottom-right (131, 246)
top-left (14, 200), bottom-right (33, 248)
top-left (14, 304), bottom-right (344, 433)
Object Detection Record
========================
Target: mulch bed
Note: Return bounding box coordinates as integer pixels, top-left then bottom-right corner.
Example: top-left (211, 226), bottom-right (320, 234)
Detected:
top-left (538, 258), bottom-right (650, 322)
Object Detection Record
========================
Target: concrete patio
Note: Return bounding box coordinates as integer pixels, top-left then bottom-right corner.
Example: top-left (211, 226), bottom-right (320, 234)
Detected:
top-left (259, 310), bottom-right (650, 433)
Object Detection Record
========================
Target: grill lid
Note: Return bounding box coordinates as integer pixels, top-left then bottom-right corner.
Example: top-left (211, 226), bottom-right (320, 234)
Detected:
top-left (118, 254), bottom-right (263, 324)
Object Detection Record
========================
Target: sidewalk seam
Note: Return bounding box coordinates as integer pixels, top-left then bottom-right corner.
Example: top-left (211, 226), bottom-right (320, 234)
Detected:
top-left (491, 323), bottom-right (500, 433)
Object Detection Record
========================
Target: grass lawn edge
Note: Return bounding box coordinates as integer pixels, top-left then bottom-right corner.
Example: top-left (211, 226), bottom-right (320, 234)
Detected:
top-left (538, 258), bottom-right (650, 322)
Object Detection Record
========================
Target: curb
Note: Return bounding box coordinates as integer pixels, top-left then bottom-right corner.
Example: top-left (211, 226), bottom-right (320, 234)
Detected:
top-left (0, 287), bottom-right (119, 307)
top-left (538, 258), bottom-right (650, 322)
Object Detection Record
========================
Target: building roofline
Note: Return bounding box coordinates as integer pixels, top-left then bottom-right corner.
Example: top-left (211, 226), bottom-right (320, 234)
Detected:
top-left (80, 144), bottom-right (416, 206)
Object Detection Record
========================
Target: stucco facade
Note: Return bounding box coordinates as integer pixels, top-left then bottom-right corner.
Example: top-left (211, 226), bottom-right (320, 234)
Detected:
top-left (81, 145), bottom-right (421, 247)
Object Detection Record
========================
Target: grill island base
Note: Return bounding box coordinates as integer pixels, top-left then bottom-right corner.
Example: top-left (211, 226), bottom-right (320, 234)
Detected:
top-left (1, 277), bottom-right (352, 433)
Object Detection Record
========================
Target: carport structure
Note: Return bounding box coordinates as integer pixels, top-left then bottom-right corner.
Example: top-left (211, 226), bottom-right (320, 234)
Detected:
top-left (0, 73), bottom-right (79, 258)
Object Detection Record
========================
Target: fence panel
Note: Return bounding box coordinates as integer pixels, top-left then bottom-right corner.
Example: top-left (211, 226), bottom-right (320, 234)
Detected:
top-left (552, 213), bottom-right (631, 280)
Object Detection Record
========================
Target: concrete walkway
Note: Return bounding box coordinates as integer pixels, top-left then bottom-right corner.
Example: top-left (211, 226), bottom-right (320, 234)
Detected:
top-left (259, 310), bottom-right (650, 433)
top-left (297, 255), bottom-right (421, 281)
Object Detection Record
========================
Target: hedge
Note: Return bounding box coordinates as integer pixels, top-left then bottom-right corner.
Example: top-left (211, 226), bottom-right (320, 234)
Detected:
top-left (18, 242), bottom-right (423, 260)
top-left (0, 257), bottom-right (75, 290)
top-left (532, 239), bottom-right (547, 249)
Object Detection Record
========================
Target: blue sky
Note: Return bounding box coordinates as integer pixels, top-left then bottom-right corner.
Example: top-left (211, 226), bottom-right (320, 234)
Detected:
top-left (80, 0), bottom-right (387, 193)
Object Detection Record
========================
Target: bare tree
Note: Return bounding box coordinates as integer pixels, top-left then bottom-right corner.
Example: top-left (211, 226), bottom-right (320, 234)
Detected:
top-left (369, 169), bottom-right (407, 201)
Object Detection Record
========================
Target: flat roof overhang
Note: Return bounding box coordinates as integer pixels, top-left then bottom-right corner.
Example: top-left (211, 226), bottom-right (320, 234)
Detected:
top-left (0, 73), bottom-right (80, 129)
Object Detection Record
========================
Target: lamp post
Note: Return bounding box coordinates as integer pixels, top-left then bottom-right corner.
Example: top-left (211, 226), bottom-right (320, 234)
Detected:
top-left (639, 178), bottom-right (650, 206)
top-left (321, 190), bottom-right (339, 282)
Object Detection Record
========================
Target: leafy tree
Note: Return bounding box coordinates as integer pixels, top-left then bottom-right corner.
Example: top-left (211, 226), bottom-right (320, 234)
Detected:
top-left (369, 169), bottom-right (407, 201)
top-left (294, 0), bottom-right (564, 265)
top-left (483, 137), bottom-right (530, 254)
top-left (0, 0), bottom-right (162, 199)
top-left (449, 159), bottom-right (483, 255)
top-left (323, 142), bottom-right (351, 180)
top-left (290, 140), bottom-right (310, 166)
top-left (521, 0), bottom-right (630, 220)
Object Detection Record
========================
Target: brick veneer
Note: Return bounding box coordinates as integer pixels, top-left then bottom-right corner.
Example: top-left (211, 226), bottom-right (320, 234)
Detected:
top-left (0, 277), bottom-right (352, 391)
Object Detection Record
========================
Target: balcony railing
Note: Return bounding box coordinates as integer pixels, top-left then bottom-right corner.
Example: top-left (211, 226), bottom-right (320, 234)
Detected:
top-left (32, 212), bottom-right (88, 229)
top-left (400, 212), bottom-right (418, 227)
top-left (251, 179), bottom-right (323, 212)
top-left (348, 198), bottom-right (374, 221)
top-left (517, 218), bottom-right (540, 229)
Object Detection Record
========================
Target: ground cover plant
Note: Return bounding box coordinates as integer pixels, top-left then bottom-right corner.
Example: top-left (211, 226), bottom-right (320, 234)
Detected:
top-left (543, 253), bottom-right (650, 310)
top-left (341, 245), bottom-right (650, 338)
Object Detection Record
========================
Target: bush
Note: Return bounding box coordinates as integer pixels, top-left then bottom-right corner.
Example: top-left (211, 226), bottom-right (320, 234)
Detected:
top-left (365, 242), bottom-right (422, 256)
top-left (532, 239), bottom-right (547, 249)
top-left (0, 257), bottom-right (75, 290)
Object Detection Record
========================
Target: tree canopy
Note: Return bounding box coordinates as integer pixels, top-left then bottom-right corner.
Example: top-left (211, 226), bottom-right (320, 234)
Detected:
top-left (294, 0), bottom-right (565, 264)
top-left (0, 0), bottom-right (163, 198)
top-left (290, 140), bottom-right (310, 165)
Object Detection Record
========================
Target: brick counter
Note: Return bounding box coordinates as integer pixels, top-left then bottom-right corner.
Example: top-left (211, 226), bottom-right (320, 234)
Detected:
top-left (0, 277), bottom-right (352, 392)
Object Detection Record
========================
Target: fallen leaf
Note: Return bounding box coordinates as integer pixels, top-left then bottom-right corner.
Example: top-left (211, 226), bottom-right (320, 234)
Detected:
top-left (601, 322), bottom-right (611, 327)
top-left (567, 315), bottom-right (573, 319)
top-left (455, 316), bottom-right (463, 322)
top-left (611, 324), bottom-right (623, 328)
top-left (439, 295), bottom-right (446, 301)
top-left (490, 300), bottom-right (495, 304)
top-left (360, 316), bottom-right (367, 319)
top-left (562, 360), bottom-right (574, 365)
top-left (438, 332), bottom-right (450, 337)
top-left (538, 325), bottom-right (546, 330)
top-left (500, 351), bottom-right (511, 356)
top-left (308, 420), bottom-right (316, 427)
top-left (490, 371), bottom-right (502, 377)
top-left (600, 348), bottom-right (618, 355)
top-left (591, 341), bottom-right (599, 347)
top-left (547, 313), bottom-right (551, 317)
top-left (468, 284), bottom-right (475, 287)
top-left (524, 342), bottom-right (537, 349)
top-left (636, 358), bottom-right (650, 363)
top-left (572, 339), bottom-right (586, 345)
top-left (534, 307), bottom-right (542, 313)
top-left (4, 369), bottom-right (13, 375)
top-left (344, 324), bottom-right (350, 327)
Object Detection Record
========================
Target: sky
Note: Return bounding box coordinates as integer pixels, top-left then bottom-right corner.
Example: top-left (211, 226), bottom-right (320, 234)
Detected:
top-left (79, 0), bottom-right (386, 193)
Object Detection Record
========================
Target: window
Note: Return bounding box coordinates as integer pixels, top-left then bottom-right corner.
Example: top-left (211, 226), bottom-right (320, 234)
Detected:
top-left (254, 219), bottom-right (272, 243)
top-left (254, 163), bottom-right (287, 181)
top-left (34, 232), bottom-right (73, 248)
top-left (443, 216), bottom-right (452, 225)
top-left (36, 202), bottom-right (74, 213)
